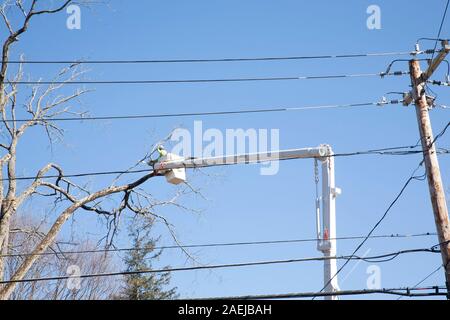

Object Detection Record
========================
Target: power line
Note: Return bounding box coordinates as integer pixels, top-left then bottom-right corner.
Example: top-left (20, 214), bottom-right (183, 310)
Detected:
top-left (2, 232), bottom-right (437, 259)
top-left (5, 71), bottom-right (408, 86)
top-left (1, 145), bottom-right (448, 182)
top-left (204, 286), bottom-right (446, 300)
top-left (0, 247), bottom-right (441, 285)
top-left (414, 265), bottom-right (444, 287)
top-left (202, 286), bottom-right (447, 300)
top-left (0, 168), bottom-right (152, 182)
top-left (5, 50), bottom-right (435, 65)
top-left (397, 264), bottom-right (443, 300)
top-left (431, 0), bottom-right (450, 61)
top-left (433, 121), bottom-right (450, 145)
top-left (0, 100), bottom-right (401, 123)
top-left (423, 1), bottom-right (450, 102)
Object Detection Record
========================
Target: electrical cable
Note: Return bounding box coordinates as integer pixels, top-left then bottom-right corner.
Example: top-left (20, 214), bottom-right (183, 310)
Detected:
top-left (397, 264), bottom-right (443, 300)
top-left (5, 71), bottom-right (408, 86)
top-left (0, 100), bottom-right (400, 123)
top-left (4, 50), bottom-right (434, 65)
top-left (431, 0), bottom-right (450, 61)
top-left (1, 145), bottom-right (448, 182)
top-left (1, 232), bottom-right (437, 259)
top-left (0, 246), bottom-right (442, 285)
top-left (202, 286), bottom-right (447, 300)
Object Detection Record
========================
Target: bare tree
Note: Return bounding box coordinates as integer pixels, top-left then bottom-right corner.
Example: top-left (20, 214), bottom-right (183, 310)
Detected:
top-left (6, 215), bottom-right (119, 300)
top-left (0, 0), bottom-right (196, 300)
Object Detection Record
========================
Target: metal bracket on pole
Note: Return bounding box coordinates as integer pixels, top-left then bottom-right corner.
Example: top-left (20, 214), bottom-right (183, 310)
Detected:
top-left (403, 40), bottom-right (450, 106)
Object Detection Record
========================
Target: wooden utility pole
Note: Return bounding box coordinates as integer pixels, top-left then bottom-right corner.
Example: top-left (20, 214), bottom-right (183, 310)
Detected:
top-left (406, 40), bottom-right (450, 299)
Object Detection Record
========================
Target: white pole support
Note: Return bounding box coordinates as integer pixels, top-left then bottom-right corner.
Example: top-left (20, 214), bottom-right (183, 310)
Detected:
top-left (317, 145), bottom-right (341, 300)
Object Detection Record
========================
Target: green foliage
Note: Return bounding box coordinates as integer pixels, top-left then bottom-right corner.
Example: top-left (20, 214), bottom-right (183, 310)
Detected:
top-left (117, 219), bottom-right (177, 300)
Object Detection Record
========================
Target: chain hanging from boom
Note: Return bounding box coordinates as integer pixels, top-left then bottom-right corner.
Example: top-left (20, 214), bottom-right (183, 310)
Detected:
top-left (314, 159), bottom-right (322, 245)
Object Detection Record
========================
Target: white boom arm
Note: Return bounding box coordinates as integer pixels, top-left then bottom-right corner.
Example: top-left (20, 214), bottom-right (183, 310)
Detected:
top-left (153, 147), bottom-right (328, 171)
top-left (153, 145), bottom-right (340, 299)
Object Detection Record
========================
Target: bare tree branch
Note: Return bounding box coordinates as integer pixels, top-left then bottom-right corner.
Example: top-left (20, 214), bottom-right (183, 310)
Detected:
top-left (0, 0), bottom-right (73, 112)
top-left (0, 171), bottom-right (156, 299)
top-left (0, 0), bottom-right (197, 300)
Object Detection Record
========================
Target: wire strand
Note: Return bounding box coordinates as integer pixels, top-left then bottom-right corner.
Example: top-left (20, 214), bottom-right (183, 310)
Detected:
top-left (431, 0), bottom-right (450, 61)
top-left (0, 247), bottom-right (441, 285)
top-left (2, 232), bottom-right (437, 259)
top-left (202, 286), bottom-right (447, 300)
top-left (397, 264), bottom-right (443, 300)
top-left (1, 145), bottom-right (446, 182)
top-left (5, 50), bottom-right (432, 65)
top-left (5, 71), bottom-right (408, 86)
top-left (0, 101), bottom-right (397, 123)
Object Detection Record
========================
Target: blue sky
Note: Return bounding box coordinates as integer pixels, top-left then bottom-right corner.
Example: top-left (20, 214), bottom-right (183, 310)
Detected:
top-left (4, 0), bottom-right (450, 299)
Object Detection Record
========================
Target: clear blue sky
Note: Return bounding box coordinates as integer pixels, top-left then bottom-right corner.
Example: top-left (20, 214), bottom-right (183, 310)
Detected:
top-left (5, 0), bottom-right (450, 299)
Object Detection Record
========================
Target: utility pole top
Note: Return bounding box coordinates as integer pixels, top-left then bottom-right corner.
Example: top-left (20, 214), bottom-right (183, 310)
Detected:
top-left (403, 40), bottom-right (450, 106)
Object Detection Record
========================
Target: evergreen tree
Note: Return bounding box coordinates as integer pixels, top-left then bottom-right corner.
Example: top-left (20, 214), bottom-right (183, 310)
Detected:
top-left (117, 219), bottom-right (176, 300)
